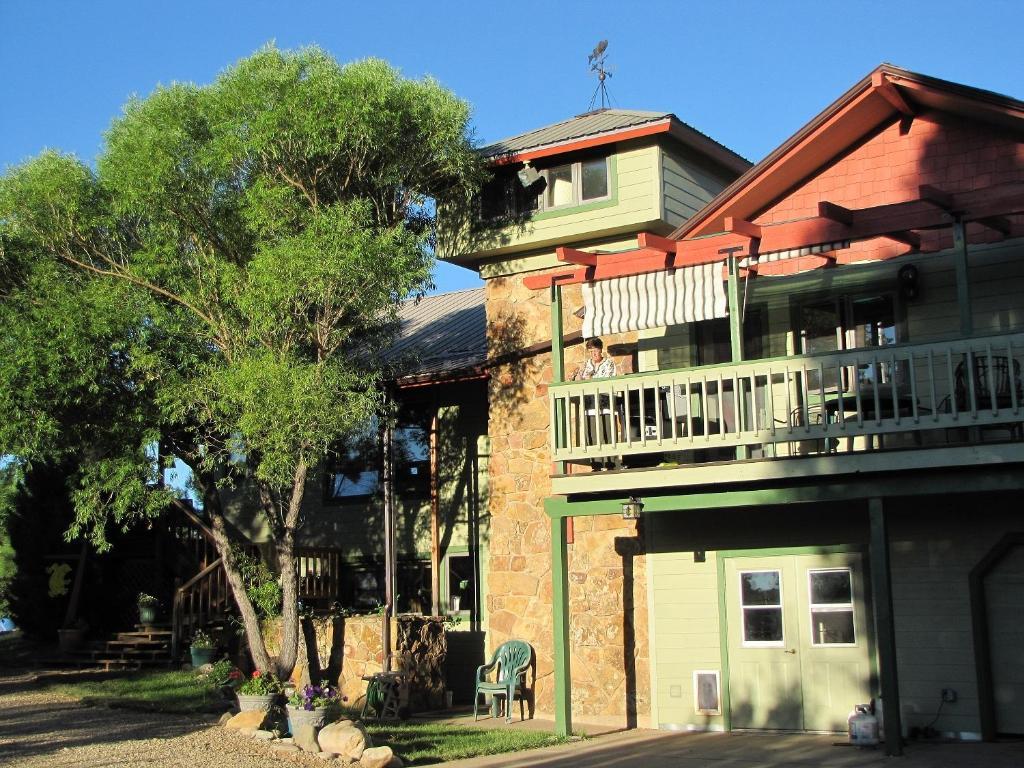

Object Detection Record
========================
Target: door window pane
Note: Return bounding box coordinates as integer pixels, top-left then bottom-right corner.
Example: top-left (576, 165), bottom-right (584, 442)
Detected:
top-left (581, 157), bottom-right (608, 200)
top-left (447, 553), bottom-right (476, 614)
top-left (740, 570), bottom-right (783, 644)
top-left (809, 569), bottom-right (856, 646)
top-left (546, 164), bottom-right (574, 207)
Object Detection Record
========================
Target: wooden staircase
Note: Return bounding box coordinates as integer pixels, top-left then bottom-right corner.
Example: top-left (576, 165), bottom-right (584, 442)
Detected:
top-left (47, 626), bottom-right (175, 672)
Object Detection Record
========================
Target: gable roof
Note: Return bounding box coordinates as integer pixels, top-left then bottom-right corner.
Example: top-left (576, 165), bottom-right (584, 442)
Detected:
top-left (481, 108), bottom-right (750, 175)
top-left (672, 64), bottom-right (1024, 240)
top-left (385, 287), bottom-right (486, 383)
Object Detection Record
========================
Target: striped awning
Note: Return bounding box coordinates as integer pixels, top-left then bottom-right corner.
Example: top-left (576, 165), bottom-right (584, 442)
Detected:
top-left (742, 239), bottom-right (851, 268)
top-left (581, 261), bottom-right (728, 337)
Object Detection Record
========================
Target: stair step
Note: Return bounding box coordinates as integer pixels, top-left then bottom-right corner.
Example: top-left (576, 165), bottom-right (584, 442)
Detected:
top-left (107, 639), bottom-right (169, 649)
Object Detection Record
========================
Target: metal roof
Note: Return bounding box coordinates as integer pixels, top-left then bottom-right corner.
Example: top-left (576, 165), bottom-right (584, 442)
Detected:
top-left (481, 109), bottom-right (672, 158)
top-left (385, 287), bottom-right (487, 381)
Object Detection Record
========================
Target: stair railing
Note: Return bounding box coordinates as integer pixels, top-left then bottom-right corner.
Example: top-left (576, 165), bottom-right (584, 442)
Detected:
top-left (171, 557), bottom-right (229, 660)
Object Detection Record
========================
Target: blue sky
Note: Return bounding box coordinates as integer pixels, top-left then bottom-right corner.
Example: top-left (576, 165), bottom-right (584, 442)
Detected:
top-left (2, 1), bottom-right (1021, 293)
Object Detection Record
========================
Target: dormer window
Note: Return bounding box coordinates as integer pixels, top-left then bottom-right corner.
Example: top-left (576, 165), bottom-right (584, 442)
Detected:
top-left (541, 155), bottom-right (610, 210)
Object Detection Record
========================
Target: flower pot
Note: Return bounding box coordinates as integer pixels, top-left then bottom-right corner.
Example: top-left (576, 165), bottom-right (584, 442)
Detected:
top-left (57, 627), bottom-right (85, 653)
top-left (138, 605), bottom-right (158, 625)
top-left (287, 704), bottom-right (341, 734)
top-left (190, 646), bottom-right (217, 667)
top-left (237, 693), bottom-right (280, 712)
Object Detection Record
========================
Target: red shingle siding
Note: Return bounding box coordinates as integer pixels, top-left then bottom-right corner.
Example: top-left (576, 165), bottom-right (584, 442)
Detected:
top-left (753, 115), bottom-right (1024, 263)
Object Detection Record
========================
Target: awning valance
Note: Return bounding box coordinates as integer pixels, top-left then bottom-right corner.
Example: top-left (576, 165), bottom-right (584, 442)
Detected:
top-left (581, 261), bottom-right (727, 337)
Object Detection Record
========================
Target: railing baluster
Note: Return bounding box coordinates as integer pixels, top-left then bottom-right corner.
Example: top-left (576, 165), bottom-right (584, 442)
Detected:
top-left (624, 384), bottom-right (634, 447)
top-left (784, 368), bottom-right (794, 436)
top-left (801, 365), bottom-right (810, 434)
top-left (717, 372), bottom-right (725, 439)
top-left (908, 352), bottom-right (919, 423)
top-left (685, 378), bottom-right (694, 445)
top-left (1009, 341), bottom-right (1020, 414)
top-left (872, 354), bottom-right (882, 426)
top-left (890, 353), bottom-right (900, 426)
top-left (986, 343), bottom-right (997, 415)
top-left (948, 350), bottom-right (958, 420)
top-left (967, 349), bottom-right (978, 419)
top-left (928, 349), bottom-right (938, 423)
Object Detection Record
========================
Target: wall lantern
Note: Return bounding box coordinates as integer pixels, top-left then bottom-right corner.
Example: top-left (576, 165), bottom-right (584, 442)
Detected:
top-left (621, 496), bottom-right (644, 520)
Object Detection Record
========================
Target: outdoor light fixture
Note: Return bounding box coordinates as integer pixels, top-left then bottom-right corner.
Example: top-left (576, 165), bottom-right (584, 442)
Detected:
top-left (621, 496), bottom-right (644, 520)
top-left (517, 163), bottom-right (541, 188)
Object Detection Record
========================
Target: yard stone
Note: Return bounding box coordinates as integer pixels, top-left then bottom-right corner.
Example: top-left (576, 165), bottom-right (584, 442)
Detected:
top-left (359, 746), bottom-right (393, 768)
top-left (387, 757), bottom-right (404, 768)
top-left (317, 721), bottom-right (370, 760)
top-left (253, 729), bottom-right (275, 740)
top-left (217, 711), bottom-right (234, 726)
top-left (272, 743), bottom-right (301, 754)
top-left (224, 710), bottom-right (267, 730)
top-left (293, 723), bottom-right (321, 753)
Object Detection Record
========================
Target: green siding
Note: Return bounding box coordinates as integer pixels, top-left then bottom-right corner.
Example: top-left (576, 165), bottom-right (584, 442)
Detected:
top-left (660, 143), bottom-right (733, 230)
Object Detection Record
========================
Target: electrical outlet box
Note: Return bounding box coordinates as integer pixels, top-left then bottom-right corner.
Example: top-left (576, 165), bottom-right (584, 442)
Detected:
top-left (941, 688), bottom-right (958, 703)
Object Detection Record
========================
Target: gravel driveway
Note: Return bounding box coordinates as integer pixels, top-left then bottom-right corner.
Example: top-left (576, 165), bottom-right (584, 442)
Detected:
top-left (0, 671), bottom-right (329, 768)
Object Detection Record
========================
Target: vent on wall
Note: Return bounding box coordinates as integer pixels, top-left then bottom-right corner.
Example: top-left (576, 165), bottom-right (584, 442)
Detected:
top-left (693, 670), bottom-right (721, 715)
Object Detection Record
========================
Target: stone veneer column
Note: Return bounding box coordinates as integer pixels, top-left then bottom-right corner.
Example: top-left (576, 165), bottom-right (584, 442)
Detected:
top-left (484, 272), bottom-right (651, 726)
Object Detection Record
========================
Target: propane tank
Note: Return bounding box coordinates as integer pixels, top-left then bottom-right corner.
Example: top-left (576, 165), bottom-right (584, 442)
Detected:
top-left (848, 704), bottom-right (879, 746)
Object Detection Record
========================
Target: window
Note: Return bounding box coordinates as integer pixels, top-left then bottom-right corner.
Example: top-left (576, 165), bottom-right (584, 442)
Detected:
top-left (397, 561), bottom-right (432, 614)
top-left (324, 408), bottom-right (432, 502)
top-left (343, 564), bottom-right (384, 610)
top-left (740, 570), bottom-right (784, 645)
top-left (539, 155), bottom-right (610, 211)
top-left (798, 293), bottom-right (900, 389)
top-left (693, 309), bottom-right (765, 366)
top-left (808, 568), bottom-right (856, 645)
top-left (447, 553), bottom-right (476, 614)
top-left (480, 169), bottom-right (539, 220)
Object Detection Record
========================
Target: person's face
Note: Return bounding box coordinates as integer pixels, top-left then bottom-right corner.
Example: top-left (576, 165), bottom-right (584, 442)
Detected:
top-left (588, 345), bottom-right (603, 364)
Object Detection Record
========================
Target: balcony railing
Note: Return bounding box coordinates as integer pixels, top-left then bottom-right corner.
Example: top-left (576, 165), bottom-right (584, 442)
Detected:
top-left (550, 331), bottom-right (1024, 466)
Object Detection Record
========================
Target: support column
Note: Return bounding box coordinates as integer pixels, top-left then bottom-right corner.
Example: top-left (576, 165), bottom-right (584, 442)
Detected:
top-left (551, 284), bottom-right (567, 472)
top-left (724, 250), bottom-right (747, 459)
top-left (868, 497), bottom-right (903, 756)
top-left (550, 512), bottom-right (572, 736)
top-left (953, 220), bottom-right (973, 337)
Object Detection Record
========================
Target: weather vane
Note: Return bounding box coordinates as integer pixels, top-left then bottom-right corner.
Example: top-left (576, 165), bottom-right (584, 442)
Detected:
top-left (587, 40), bottom-right (612, 111)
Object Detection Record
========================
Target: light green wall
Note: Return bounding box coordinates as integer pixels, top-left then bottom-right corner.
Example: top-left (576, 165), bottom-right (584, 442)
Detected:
top-left (660, 142), bottom-right (734, 230)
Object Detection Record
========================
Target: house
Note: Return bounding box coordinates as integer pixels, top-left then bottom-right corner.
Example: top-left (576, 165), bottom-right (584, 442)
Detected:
top-left (445, 66), bottom-right (1024, 748)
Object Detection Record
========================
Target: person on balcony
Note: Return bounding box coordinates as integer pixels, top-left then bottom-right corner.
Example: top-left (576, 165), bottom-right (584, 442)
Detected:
top-left (570, 337), bottom-right (617, 380)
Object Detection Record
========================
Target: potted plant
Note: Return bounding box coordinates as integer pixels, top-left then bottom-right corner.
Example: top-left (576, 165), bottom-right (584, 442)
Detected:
top-left (286, 681), bottom-right (346, 733)
top-left (236, 669), bottom-right (284, 712)
top-left (57, 618), bottom-right (87, 653)
top-left (137, 592), bottom-right (159, 625)
top-left (189, 628), bottom-right (218, 668)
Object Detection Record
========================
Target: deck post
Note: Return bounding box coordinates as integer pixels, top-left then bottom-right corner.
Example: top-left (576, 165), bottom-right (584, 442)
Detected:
top-left (550, 512), bottom-right (572, 736)
top-left (725, 251), bottom-right (748, 459)
top-left (953, 220), bottom-right (973, 337)
top-left (551, 284), bottom-right (567, 471)
top-left (868, 497), bottom-right (903, 756)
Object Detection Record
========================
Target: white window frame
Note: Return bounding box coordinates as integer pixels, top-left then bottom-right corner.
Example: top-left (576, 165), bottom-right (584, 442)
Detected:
top-left (739, 569), bottom-right (785, 648)
top-left (539, 156), bottom-right (611, 211)
top-left (807, 567), bottom-right (858, 647)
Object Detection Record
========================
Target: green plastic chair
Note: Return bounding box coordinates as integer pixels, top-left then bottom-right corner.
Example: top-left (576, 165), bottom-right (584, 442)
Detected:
top-left (473, 639), bottom-right (533, 723)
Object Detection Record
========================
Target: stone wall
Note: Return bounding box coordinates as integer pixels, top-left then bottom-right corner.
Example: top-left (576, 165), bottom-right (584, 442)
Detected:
top-left (263, 614), bottom-right (447, 714)
top-left (485, 272), bottom-right (651, 727)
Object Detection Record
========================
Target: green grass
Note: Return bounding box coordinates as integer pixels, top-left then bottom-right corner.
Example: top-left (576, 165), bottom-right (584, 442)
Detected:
top-left (41, 670), bottom-right (226, 714)
top-left (365, 722), bottom-right (571, 766)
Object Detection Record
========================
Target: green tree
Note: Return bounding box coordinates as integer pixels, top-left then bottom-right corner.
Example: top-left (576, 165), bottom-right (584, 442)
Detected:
top-left (0, 46), bottom-right (482, 676)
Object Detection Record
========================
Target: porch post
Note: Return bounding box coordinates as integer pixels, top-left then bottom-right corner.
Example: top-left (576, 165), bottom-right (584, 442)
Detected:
top-left (725, 251), bottom-right (748, 459)
top-left (551, 284), bottom-right (566, 473)
top-left (550, 512), bottom-right (572, 736)
top-left (868, 497), bottom-right (903, 756)
top-left (953, 220), bottom-right (973, 337)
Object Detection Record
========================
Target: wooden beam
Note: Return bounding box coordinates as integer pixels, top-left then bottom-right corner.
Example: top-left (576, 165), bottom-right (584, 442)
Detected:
top-left (724, 217), bottom-right (762, 240)
top-left (555, 246), bottom-right (599, 266)
top-left (817, 200), bottom-right (854, 226)
top-left (881, 230), bottom-right (921, 249)
top-left (919, 184), bottom-right (956, 212)
top-left (977, 215), bottom-right (1013, 236)
top-left (636, 231), bottom-right (678, 253)
top-left (872, 71), bottom-right (915, 116)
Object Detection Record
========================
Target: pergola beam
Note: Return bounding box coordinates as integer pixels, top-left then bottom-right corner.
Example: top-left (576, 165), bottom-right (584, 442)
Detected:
top-left (818, 200), bottom-right (855, 226)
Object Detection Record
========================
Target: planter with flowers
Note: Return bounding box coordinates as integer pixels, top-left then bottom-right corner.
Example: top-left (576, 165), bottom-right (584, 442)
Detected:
top-left (236, 669), bottom-right (284, 712)
top-left (286, 681), bottom-right (346, 733)
top-left (137, 593), bottom-right (160, 625)
top-left (189, 629), bottom-right (218, 668)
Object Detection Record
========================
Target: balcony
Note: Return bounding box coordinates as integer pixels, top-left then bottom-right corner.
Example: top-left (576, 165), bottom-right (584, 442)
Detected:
top-left (549, 331), bottom-right (1024, 494)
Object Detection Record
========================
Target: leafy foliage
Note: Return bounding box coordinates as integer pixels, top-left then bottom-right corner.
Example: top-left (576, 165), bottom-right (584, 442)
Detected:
top-left (232, 546), bottom-right (282, 619)
top-left (0, 45), bottom-right (483, 677)
top-left (238, 669), bottom-right (285, 696)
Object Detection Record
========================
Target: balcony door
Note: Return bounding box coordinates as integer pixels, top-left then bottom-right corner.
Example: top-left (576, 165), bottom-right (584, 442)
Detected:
top-left (724, 552), bottom-right (873, 732)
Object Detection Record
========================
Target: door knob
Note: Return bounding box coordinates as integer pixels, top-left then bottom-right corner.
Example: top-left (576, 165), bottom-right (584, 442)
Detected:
top-left (784, 648), bottom-right (797, 654)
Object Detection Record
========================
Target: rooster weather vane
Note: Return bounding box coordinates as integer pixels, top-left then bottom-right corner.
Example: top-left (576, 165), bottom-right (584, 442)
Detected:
top-left (588, 40), bottom-right (613, 111)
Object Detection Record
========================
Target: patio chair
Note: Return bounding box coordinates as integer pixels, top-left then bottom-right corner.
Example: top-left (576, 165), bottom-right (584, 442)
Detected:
top-left (473, 639), bottom-right (533, 723)
top-left (950, 355), bottom-right (1023, 439)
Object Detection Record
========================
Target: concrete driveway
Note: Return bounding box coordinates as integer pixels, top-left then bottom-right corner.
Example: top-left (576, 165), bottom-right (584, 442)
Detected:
top-left (443, 727), bottom-right (1024, 768)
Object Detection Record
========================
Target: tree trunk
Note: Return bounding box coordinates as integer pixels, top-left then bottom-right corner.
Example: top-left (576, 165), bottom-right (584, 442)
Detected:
top-left (204, 497), bottom-right (275, 674)
top-left (273, 459), bottom-right (308, 680)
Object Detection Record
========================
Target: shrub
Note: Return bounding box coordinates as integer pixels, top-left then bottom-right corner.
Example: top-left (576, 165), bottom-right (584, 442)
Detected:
top-left (238, 669), bottom-right (284, 696)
